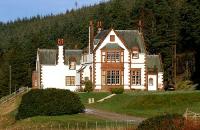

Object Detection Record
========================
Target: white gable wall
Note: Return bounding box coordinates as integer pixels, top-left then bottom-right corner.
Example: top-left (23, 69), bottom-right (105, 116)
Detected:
top-left (94, 30), bottom-right (130, 90)
top-left (41, 64), bottom-right (81, 91)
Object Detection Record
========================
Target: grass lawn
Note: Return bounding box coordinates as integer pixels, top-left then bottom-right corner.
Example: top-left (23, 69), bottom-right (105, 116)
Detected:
top-left (10, 114), bottom-right (107, 129)
top-left (85, 91), bottom-right (200, 118)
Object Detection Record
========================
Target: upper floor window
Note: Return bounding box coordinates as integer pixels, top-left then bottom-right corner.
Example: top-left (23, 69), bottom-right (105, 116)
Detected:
top-left (132, 51), bottom-right (139, 59)
top-left (69, 57), bottom-right (76, 70)
top-left (132, 47), bottom-right (139, 59)
top-left (110, 35), bottom-right (115, 42)
top-left (102, 51), bottom-right (123, 62)
top-left (107, 51), bottom-right (120, 62)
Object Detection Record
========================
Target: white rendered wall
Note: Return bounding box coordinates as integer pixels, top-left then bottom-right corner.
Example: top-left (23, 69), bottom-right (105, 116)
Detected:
top-left (147, 74), bottom-right (157, 91)
top-left (130, 53), bottom-right (146, 90)
top-left (41, 65), bottom-right (81, 91)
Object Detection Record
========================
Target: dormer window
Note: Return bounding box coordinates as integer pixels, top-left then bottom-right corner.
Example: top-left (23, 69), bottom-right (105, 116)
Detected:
top-left (69, 57), bottom-right (76, 70)
top-left (132, 47), bottom-right (139, 59)
top-left (132, 51), bottom-right (139, 59)
top-left (110, 35), bottom-right (115, 42)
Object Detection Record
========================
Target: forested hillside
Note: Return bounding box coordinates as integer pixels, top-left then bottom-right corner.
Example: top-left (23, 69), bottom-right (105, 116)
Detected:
top-left (0, 0), bottom-right (199, 97)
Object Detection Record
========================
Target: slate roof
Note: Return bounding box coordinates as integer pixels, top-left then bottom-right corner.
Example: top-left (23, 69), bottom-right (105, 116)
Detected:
top-left (38, 49), bottom-right (82, 65)
top-left (147, 55), bottom-right (163, 72)
top-left (94, 30), bottom-right (146, 53)
top-left (101, 43), bottom-right (123, 50)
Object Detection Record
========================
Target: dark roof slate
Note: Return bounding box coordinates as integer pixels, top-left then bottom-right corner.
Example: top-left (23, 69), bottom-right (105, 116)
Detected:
top-left (101, 43), bottom-right (123, 50)
top-left (94, 30), bottom-right (146, 53)
top-left (38, 49), bottom-right (82, 65)
top-left (147, 55), bottom-right (163, 72)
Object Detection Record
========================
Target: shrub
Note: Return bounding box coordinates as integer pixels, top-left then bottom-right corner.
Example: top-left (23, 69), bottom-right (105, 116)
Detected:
top-left (110, 87), bottom-right (124, 94)
top-left (84, 80), bottom-right (93, 92)
top-left (16, 89), bottom-right (85, 120)
top-left (137, 114), bottom-right (184, 130)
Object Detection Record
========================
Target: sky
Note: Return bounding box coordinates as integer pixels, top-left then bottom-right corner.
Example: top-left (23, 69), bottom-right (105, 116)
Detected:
top-left (0, 0), bottom-right (107, 23)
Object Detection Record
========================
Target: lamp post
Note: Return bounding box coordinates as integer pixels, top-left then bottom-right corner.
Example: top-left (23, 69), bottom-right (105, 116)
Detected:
top-left (9, 65), bottom-right (12, 95)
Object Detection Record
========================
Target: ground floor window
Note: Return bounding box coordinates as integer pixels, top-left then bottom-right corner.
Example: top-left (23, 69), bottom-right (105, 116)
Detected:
top-left (149, 78), bottom-right (153, 86)
top-left (131, 69), bottom-right (141, 85)
top-left (66, 76), bottom-right (75, 86)
top-left (102, 70), bottom-right (123, 85)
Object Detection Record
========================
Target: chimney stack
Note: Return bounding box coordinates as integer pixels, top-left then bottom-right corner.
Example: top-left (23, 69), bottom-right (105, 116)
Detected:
top-left (97, 21), bottom-right (103, 33)
top-left (57, 38), bottom-right (64, 66)
top-left (138, 20), bottom-right (143, 33)
top-left (89, 21), bottom-right (94, 54)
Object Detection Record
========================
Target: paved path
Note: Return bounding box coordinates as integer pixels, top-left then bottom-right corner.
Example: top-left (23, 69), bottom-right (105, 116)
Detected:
top-left (97, 94), bottom-right (116, 102)
top-left (85, 108), bottom-right (145, 124)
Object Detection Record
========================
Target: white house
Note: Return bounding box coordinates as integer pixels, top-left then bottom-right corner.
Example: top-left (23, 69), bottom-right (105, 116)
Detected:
top-left (32, 21), bottom-right (164, 91)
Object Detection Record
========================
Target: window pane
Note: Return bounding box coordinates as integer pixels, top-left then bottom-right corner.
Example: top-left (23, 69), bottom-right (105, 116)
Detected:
top-left (131, 70), bottom-right (141, 85)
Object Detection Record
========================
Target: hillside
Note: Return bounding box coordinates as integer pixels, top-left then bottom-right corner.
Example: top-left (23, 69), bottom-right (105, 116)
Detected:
top-left (0, 0), bottom-right (200, 97)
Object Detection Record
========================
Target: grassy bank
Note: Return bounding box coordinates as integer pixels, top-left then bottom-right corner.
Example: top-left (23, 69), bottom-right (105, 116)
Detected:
top-left (84, 91), bottom-right (200, 117)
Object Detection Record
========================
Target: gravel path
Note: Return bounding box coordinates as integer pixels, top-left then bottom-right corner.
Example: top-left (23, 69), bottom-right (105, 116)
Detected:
top-left (85, 108), bottom-right (146, 124)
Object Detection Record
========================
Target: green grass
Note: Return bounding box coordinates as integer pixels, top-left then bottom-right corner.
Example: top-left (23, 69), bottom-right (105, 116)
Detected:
top-left (86, 91), bottom-right (200, 118)
top-left (78, 92), bottom-right (110, 104)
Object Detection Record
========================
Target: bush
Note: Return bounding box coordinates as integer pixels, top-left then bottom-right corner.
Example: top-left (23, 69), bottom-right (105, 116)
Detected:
top-left (84, 80), bottom-right (93, 92)
top-left (16, 89), bottom-right (85, 120)
top-left (137, 114), bottom-right (184, 130)
top-left (110, 87), bottom-right (124, 94)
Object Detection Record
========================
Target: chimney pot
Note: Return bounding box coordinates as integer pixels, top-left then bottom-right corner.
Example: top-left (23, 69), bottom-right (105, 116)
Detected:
top-left (57, 38), bottom-right (64, 46)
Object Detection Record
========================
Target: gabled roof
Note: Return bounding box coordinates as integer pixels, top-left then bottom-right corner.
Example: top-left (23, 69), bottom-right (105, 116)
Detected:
top-left (94, 30), bottom-right (146, 53)
top-left (64, 50), bottom-right (82, 65)
top-left (38, 49), bottom-right (57, 65)
top-left (38, 49), bottom-right (82, 65)
top-left (147, 55), bottom-right (163, 72)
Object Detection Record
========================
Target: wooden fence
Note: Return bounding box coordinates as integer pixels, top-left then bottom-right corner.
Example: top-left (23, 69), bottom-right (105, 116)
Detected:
top-left (5, 120), bottom-right (136, 130)
top-left (184, 108), bottom-right (200, 121)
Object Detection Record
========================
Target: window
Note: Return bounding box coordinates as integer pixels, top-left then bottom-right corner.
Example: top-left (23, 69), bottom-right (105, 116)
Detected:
top-left (132, 51), bottom-right (139, 59)
top-left (102, 70), bottom-right (123, 85)
top-left (102, 52), bottom-right (106, 62)
top-left (69, 61), bottom-right (76, 69)
top-left (69, 57), bottom-right (76, 70)
top-left (66, 76), bottom-right (75, 86)
top-left (106, 51), bottom-right (120, 62)
top-left (110, 35), bottom-right (115, 42)
top-left (149, 78), bottom-right (153, 86)
top-left (85, 77), bottom-right (89, 81)
top-left (102, 51), bottom-right (123, 62)
top-left (107, 70), bottom-right (120, 85)
top-left (131, 70), bottom-right (141, 85)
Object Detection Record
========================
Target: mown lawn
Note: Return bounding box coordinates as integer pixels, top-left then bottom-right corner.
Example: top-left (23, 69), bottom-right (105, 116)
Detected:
top-left (84, 91), bottom-right (200, 118)
top-left (10, 114), bottom-right (106, 128)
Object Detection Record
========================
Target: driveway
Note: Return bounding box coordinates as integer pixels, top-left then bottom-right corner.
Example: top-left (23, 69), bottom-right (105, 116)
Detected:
top-left (85, 108), bottom-right (145, 124)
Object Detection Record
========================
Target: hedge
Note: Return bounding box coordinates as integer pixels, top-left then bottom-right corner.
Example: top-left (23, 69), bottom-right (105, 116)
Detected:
top-left (110, 87), bottom-right (124, 94)
top-left (16, 89), bottom-right (85, 120)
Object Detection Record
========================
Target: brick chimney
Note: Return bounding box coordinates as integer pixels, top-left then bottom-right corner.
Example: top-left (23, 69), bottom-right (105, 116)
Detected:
top-left (57, 39), bottom-right (64, 66)
top-left (89, 21), bottom-right (94, 54)
top-left (97, 21), bottom-right (103, 33)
